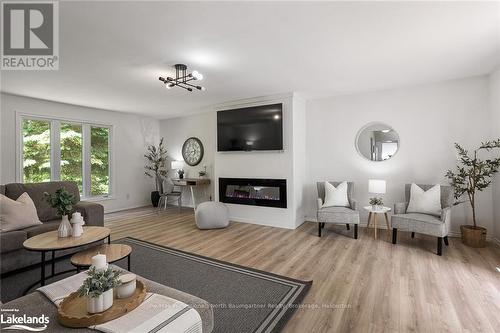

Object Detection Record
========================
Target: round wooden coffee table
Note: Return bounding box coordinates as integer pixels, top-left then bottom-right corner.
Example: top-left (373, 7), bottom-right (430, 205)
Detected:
top-left (23, 226), bottom-right (111, 293)
top-left (71, 244), bottom-right (132, 273)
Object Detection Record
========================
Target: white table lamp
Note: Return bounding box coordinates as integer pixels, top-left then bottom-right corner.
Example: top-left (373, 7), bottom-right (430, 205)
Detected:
top-left (369, 179), bottom-right (386, 194)
top-left (171, 160), bottom-right (183, 170)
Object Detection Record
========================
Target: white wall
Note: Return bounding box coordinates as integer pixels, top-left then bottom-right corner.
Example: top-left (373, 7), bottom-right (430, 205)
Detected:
top-left (490, 69), bottom-right (500, 241)
top-left (159, 112), bottom-right (216, 207)
top-left (305, 76), bottom-right (494, 236)
top-left (0, 93), bottom-right (159, 213)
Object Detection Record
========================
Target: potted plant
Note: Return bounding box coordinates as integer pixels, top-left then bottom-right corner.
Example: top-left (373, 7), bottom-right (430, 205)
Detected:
top-left (77, 266), bottom-right (121, 313)
top-left (445, 139), bottom-right (500, 247)
top-left (44, 188), bottom-right (76, 238)
top-left (144, 138), bottom-right (168, 207)
top-left (369, 197), bottom-right (383, 211)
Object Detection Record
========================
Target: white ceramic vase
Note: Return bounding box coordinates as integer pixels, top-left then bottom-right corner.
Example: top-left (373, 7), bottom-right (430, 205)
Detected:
top-left (58, 215), bottom-right (72, 238)
top-left (87, 289), bottom-right (113, 314)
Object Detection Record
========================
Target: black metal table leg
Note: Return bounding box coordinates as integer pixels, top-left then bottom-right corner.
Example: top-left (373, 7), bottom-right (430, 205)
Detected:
top-left (41, 251), bottom-right (46, 286)
top-left (51, 250), bottom-right (55, 277)
top-left (127, 255), bottom-right (131, 271)
top-left (108, 235), bottom-right (111, 244)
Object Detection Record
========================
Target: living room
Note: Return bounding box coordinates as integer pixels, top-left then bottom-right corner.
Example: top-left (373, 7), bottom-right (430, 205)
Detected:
top-left (1, 1), bottom-right (499, 332)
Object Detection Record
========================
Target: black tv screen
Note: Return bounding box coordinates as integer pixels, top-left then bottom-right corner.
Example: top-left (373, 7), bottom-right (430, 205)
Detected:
top-left (217, 103), bottom-right (283, 151)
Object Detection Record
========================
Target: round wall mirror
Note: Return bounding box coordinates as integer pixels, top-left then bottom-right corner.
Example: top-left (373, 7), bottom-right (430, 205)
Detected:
top-left (356, 122), bottom-right (400, 161)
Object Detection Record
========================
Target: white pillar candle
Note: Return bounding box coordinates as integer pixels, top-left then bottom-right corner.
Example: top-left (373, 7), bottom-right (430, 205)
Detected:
top-left (91, 254), bottom-right (107, 270)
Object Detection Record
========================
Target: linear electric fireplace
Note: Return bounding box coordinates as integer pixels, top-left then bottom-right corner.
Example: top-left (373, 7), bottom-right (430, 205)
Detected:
top-left (219, 178), bottom-right (287, 208)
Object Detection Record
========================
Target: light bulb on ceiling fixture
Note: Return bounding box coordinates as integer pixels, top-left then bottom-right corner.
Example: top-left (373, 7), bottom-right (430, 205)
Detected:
top-left (166, 83), bottom-right (174, 89)
top-left (192, 70), bottom-right (203, 80)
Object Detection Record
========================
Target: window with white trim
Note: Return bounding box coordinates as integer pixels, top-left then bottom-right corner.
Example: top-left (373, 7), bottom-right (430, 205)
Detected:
top-left (20, 116), bottom-right (112, 198)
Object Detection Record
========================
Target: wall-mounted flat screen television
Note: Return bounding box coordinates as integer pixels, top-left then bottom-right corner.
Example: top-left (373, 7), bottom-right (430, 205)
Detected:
top-left (217, 103), bottom-right (283, 151)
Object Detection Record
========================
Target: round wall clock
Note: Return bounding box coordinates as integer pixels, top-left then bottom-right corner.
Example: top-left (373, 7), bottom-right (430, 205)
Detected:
top-left (182, 137), bottom-right (204, 166)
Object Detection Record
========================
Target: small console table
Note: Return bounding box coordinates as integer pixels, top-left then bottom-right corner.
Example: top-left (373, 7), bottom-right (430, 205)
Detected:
top-left (171, 178), bottom-right (210, 210)
top-left (363, 206), bottom-right (391, 239)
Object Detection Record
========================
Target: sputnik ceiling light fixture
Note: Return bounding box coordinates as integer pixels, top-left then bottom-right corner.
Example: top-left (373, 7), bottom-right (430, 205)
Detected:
top-left (159, 64), bottom-right (205, 92)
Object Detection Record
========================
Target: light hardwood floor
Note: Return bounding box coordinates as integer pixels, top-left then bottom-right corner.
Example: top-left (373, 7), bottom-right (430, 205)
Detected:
top-left (106, 206), bottom-right (500, 333)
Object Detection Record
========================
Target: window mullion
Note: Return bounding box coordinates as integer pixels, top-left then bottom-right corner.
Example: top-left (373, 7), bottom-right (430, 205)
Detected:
top-left (51, 120), bottom-right (61, 181)
top-left (83, 124), bottom-right (91, 198)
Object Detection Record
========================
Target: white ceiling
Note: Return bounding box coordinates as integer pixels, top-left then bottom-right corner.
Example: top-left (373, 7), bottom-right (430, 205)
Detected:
top-left (1, 1), bottom-right (499, 119)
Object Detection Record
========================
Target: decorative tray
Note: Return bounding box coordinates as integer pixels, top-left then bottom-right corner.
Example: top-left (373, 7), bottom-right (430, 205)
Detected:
top-left (57, 280), bottom-right (147, 328)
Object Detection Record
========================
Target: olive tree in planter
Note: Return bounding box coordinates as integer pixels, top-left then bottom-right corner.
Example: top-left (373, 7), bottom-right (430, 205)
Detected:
top-left (144, 138), bottom-right (168, 207)
top-left (445, 139), bottom-right (500, 247)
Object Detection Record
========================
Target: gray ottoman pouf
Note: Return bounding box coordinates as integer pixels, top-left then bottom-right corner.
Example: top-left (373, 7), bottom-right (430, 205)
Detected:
top-left (195, 201), bottom-right (230, 229)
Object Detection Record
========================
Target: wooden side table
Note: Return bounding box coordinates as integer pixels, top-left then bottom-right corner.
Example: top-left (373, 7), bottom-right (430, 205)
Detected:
top-left (22, 226), bottom-right (111, 294)
top-left (71, 244), bottom-right (132, 273)
top-left (363, 206), bottom-right (391, 239)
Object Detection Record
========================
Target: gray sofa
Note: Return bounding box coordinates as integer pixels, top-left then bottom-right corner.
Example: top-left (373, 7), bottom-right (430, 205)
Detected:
top-left (0, 181), bottom-right (104, 274)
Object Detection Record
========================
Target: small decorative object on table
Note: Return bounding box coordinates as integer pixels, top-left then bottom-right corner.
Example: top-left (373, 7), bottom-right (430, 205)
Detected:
top-left (44, 188), bottom-right (76, 238)
top-left (71, 212), bottom-right (85, 237)
top-left (77, 265), bottom-right (121, 314)
top-left (199, 165), bottom-right (207, 177)
top-left (116, 273), bottom-right (136, 299)
top-left (369, 197), bottom-right (383, 211)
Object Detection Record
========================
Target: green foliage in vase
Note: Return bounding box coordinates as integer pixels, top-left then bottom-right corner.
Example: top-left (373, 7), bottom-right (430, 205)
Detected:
top-left (144, 138), bottom-right (168, 192)
top-left (77, 266), bottom-right (121, 298)
top-left (445, 139), bottom-right (500, 227)
top-left (43, 188), bottom-right (77, 217)
top-left (369, 197), bottom-right (383, 206)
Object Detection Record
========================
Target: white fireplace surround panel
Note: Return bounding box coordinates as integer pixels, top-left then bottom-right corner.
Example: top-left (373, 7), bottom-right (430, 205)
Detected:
top-left (214, 93), bottom-right (306, 229)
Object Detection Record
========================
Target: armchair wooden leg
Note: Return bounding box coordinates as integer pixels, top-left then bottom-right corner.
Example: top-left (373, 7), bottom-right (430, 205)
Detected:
top-left (392, 228), bottom-right (397, 244)
top-left (318, 223), bottom-right (322, 237)
top-left (411, 232), bottom-right (415, 239)
top-left (321, 223), bottom-right (325, 229)
top-left (346, 224), bottom-right (350, 230)
top-left (437, 237), bottom-right (443, 256)
top-left (354, 224), bottom-right (358, 239)
top-left (444, 236), bottom-right (449, 246)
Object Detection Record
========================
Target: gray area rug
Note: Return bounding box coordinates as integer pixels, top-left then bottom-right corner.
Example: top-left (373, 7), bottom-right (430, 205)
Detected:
top-left (1, 237), bottom-right (312, 332)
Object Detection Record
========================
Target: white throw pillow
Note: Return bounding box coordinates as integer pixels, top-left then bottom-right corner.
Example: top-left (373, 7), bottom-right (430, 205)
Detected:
top-left (0, 192), bottom-right (42, 232)
top-left (406, 183), bottom-right (442, 216)
top-left (322, 181), bottom-right (350, 208)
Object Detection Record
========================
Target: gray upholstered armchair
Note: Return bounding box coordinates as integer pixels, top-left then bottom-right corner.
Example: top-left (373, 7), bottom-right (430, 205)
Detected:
top-left (316, 181), bottom-right (360, 238)
top-left (391, 184), bottom-right (453, 256)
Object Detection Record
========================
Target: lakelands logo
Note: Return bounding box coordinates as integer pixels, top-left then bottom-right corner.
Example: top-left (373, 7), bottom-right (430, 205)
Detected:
top-left (0, 309), bottom-right (49, 331)
top-left (1, 0), bottom-right (59, 70)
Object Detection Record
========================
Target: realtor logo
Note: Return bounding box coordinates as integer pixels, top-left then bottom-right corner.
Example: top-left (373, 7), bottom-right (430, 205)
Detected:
top-left (1, 1), bottom-right (59, 70)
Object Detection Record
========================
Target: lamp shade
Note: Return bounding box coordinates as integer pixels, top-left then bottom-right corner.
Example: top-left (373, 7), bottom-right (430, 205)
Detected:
top-left (171, 160), bottom-right (184, 170)
top-left (369, 179), bottom-right (386, 194)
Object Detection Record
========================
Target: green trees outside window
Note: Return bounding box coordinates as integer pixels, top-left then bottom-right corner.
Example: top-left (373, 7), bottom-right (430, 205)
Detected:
top-left (91, 127), bottom-right (109, 195)
top-left (20, 117), bottom-right (111, 197)
top-left (22, 119), bottom-right (51, 183)
top-left (60, 122), bottom-right (83, 192)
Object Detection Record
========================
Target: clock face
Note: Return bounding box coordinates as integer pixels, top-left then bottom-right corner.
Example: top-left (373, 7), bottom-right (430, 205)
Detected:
top-left (182, 137), bottom-right (204, 166)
